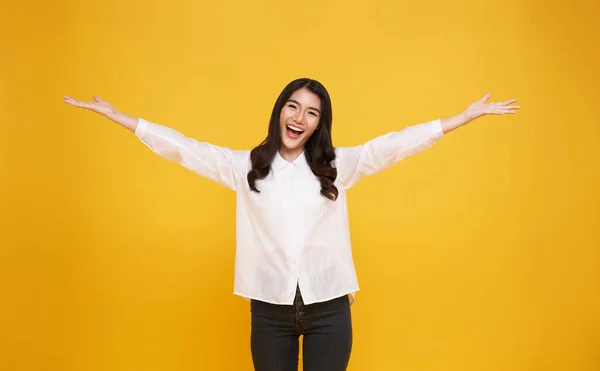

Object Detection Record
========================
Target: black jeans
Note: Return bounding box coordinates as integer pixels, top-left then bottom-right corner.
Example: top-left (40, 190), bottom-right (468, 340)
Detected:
top-left (250, 285), bottom-right (353, 371)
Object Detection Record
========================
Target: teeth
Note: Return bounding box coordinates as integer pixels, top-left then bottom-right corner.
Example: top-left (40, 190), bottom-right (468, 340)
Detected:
top-left (286, 125), bottom-right (304, 133)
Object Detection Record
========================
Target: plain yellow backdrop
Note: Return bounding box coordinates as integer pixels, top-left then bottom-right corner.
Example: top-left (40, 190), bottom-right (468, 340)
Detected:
top-left (1, 0), bottom-right (599, 370)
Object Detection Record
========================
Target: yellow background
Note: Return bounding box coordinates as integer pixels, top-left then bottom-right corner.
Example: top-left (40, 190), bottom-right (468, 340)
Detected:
top-left (1, 0), bottom-right (599, 370)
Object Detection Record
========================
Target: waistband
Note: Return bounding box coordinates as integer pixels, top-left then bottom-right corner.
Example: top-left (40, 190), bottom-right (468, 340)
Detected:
top-left (251, 284), bottom-right (349, 313)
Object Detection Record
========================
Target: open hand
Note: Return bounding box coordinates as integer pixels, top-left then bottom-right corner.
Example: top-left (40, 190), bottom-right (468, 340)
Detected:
top-left (464, 93), bottom-right (520, 122)
top-left (63, 95), bottom-right (119, 117)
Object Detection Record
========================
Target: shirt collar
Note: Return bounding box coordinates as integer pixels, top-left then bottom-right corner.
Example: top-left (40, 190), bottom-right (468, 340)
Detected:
top-left (273, 151), bottom-right (309, 170)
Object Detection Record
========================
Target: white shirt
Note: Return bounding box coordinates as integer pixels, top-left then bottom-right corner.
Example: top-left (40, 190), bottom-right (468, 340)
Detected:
top-left (135, 118), bottom-right (444, 305)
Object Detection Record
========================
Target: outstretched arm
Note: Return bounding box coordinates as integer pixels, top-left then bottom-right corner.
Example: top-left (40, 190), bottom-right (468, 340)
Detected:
top-left (336, 93), bottom-right (520, 189)
top-left (63, 95), bottom-right (248, 191)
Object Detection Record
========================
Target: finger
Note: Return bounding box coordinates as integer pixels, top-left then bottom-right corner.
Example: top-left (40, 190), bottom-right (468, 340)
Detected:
top-left (64, 96), bottom-right (85, 106)
top-left (501, 99), bottom-right (517, 105)
top-left (491, 102), bottom-right (520, 108)
top-left (479, 93), bottom-right (491, 103)
top-left (492, 106), bottom-right (519, 111)
top-left (93, 96), bottom-right (103, 103)
top-left (490, 108), bottom-right (517, 115)
top-left (66, 99), bottom-right (93, 109)
top-left (71, 101), bottom-right (86, 108)
top-left (64, 98), bottom-right (79, 105)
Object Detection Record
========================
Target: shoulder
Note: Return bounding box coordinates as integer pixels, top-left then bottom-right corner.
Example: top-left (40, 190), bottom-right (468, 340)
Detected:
top-left (233, 149), bottom-right (252, 166)
top-left (333, 146), bottom-right (360, 166)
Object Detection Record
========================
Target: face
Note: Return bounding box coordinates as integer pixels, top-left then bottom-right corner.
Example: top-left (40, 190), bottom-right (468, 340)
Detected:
top-left (279, 87), bottom-right (321, 156)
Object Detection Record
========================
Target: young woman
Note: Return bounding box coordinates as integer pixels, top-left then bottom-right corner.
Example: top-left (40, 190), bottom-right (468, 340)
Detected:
top-left (64, 78), bottom-right (519, 371)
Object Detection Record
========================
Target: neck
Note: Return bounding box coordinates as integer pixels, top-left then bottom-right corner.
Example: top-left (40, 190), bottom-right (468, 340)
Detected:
top-left (279, 146), bottom-right (304, 163)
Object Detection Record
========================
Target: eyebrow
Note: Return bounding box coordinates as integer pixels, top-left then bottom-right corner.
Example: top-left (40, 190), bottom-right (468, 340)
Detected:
top-left (287, 99), bottom-right (321, 114)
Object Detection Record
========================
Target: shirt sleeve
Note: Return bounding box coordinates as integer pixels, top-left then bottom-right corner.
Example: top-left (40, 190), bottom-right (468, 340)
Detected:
top-left (335, 119), bottom-right (444, 190)
top-left (134, 118), bottom-right (249, 191)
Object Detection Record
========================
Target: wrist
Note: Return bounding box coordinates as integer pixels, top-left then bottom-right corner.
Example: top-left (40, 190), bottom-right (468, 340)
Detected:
top-left (105, 108), bottom-right (121, 121)
top-left (459, 110), bottom-right (472, 126)
top-left (441, 111), bottom-right (471, 134)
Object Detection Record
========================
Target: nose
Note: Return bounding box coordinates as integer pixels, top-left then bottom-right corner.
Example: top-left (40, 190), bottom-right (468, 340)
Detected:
top-left (293, 111), bottom-right (305, 125)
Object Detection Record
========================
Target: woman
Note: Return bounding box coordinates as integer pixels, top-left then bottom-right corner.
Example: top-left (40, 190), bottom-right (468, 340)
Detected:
top-left (64, 78), bottom-right (519, 371)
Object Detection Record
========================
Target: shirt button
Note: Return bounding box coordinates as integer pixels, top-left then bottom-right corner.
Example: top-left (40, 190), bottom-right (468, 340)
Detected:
top-left (298, 311), bottom-right (305, 316)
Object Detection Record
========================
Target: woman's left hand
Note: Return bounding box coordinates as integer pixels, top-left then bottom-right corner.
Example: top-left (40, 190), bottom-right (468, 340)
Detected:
top-left (463, 93), bottom-right (520, 122)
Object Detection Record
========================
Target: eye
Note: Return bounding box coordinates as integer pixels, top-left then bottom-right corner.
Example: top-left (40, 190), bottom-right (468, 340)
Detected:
top-left (308, 111), bottom-right (318, 116)
top-left (287, 104), bottom-right (297, 110)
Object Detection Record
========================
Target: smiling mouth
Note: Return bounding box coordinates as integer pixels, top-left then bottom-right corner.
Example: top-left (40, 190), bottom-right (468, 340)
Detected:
top-left (286, 124), bottom-right (304, 138)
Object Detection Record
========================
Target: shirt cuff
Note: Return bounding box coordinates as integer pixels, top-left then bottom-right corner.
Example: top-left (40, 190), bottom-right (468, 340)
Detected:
top-left (431, 119), bottom-right (444, 138)
top-left (135, 118), bottom-right (148, 137)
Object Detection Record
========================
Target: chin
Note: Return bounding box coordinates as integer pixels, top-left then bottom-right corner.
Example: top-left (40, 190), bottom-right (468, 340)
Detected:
top-left (280, 136), bottom-right (300, 150)
top-left (281, 141), bottom-right (300, 151)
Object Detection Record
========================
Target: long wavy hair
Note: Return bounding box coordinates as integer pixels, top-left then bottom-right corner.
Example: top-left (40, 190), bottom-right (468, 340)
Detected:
top-left (247, 78), bottom-right (338, 201)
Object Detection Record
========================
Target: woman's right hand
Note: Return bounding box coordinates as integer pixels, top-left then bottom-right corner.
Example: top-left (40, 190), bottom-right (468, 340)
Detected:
top-left (63, 95), bottom-right (138, 132)
top-left (63, 95), bottom-right (119, 118)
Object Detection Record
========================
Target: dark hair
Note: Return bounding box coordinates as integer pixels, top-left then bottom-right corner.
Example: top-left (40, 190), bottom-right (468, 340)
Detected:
top-left (247, 78), bottom-right (338, 201)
